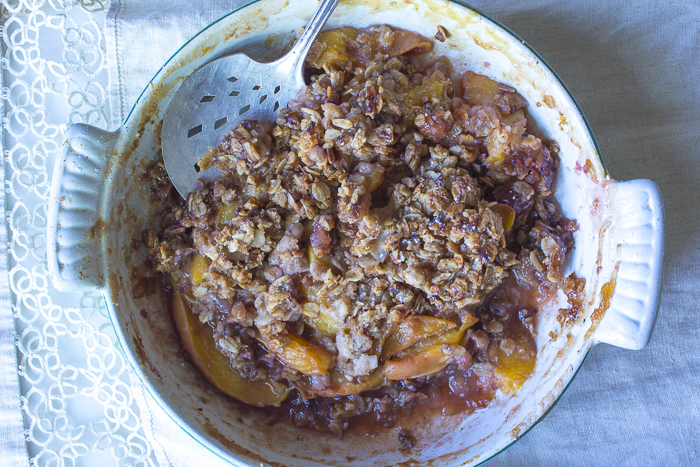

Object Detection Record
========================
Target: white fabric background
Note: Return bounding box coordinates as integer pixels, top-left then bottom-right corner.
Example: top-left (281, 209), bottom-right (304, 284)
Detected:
top-left (103, 0), bottom-right (700, 465)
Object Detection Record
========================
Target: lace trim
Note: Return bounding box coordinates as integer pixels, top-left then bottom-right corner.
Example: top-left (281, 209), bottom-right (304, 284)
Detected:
top-left (2, 0), bottom-right (158, 464)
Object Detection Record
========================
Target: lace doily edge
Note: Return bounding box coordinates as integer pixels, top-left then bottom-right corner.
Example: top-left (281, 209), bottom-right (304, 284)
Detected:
top-left (0, 62), bottom-right (32, 467)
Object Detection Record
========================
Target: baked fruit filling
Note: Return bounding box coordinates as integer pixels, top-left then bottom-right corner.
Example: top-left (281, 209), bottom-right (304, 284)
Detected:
top-left (144, 25), bottom-right (582, 435)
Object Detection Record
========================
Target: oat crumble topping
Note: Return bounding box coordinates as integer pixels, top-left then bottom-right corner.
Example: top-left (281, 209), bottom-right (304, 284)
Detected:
top-left (144, 25), bottom-right (581, 435)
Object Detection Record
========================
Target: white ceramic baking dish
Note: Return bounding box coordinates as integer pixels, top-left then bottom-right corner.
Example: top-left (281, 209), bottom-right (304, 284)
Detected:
top-left (47, 0), bottom-right (664, 465)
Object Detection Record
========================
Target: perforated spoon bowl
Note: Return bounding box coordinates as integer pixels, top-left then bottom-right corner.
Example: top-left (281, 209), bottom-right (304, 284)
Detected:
top-left (161, 0), bottom-right (339, 197)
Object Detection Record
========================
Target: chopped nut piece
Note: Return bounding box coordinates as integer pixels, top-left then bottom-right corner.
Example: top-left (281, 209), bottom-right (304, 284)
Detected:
top-left (435, 25), bottom-right (448, 42)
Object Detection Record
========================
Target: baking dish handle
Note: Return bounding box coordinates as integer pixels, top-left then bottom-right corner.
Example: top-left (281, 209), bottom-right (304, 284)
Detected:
top-left (47, 123), bottom-right (120, 292)
top-left (594, 179), bottom-right (665, 350)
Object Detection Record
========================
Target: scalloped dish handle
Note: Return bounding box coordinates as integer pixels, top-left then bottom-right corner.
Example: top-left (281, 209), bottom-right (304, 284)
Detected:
top-left (47, 124), bottom-right (120, 292)
top-left (594, 179), bottom-right (665, 350)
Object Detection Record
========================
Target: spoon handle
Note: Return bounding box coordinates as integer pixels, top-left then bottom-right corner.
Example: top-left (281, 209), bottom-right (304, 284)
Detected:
top-left (281, 0), bottom-right (340, 78)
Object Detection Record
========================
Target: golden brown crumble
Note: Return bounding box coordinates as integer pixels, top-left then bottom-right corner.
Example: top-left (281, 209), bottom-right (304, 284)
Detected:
top-left (144, 25), bottom-right (581, 434)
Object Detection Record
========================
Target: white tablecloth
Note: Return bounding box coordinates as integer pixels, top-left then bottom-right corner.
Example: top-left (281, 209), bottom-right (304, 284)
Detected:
top-left (2, 0), bottom-right (698, 465)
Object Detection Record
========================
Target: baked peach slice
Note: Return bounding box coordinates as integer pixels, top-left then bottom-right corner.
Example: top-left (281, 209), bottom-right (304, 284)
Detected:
top-left (267, 334), bottom-right (334, 377)
top-left (171, 290), bottom-right (291, 407)
top-left (382, 313), bottom-right (479, 380)
top-left (382, 315), bottom-right (458, 359)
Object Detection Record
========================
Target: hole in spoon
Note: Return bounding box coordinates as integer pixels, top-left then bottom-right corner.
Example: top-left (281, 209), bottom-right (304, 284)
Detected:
top-left (239, 104), bottom-right (251, 115)
top-left (253, 85), bottom-right (261, 90)
top-left (273, 102), bottom-right (280, 111)
top-left (259, 95), bottom-right (268, 104)
top-left (228, 76), bottom-right (238, 83)
top-left (214, 117), bottom-right (228, 130)
top-left (194, 162), bottom-right (201, 173)
top-left (200, 95), bottom-right (215, 103)
top-left (274, 86), bottom-right (281, 94)
top-left (229, 91), bottom-right (240, 97)
top-left (188, 124), bottom-right (203, 138)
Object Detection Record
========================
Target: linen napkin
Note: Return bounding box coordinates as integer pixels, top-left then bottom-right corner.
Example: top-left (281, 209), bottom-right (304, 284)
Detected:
top-left (106, 0), bottom-right (249, 128)
top-left (105, 1), bottom-right (700, 466)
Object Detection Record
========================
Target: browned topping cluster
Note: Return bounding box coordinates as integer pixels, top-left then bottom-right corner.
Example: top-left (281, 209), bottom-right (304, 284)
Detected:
top-left (144, 25), bottom-right (580, 435)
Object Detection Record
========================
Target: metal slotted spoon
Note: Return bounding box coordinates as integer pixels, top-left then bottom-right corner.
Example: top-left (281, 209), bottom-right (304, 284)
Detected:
top-left (162, 0), bottom-right (340, 197)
